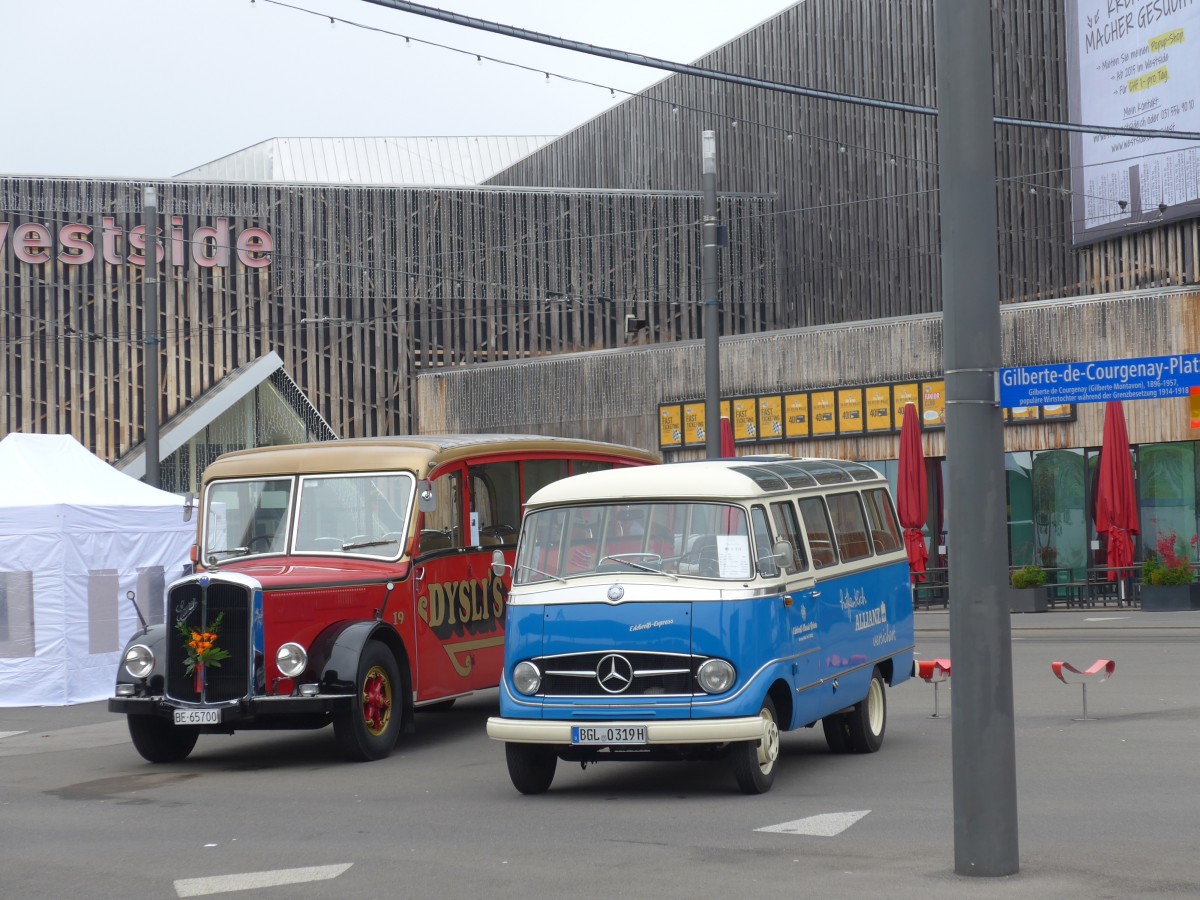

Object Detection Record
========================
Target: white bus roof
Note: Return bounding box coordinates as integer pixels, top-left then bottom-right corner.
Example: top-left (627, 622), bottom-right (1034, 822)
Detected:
top-left (526, 457), bottom-right (886, 507)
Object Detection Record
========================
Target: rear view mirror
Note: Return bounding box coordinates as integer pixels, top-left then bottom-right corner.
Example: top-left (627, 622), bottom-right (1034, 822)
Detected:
top-left (183, 492), bottom-right (195, 522)
top-left (490, 549), bottom-right (510, 578)
top-left (417, 480), bottom-right (436, 513)
top-left (773, 539), bottom-right (794, 571)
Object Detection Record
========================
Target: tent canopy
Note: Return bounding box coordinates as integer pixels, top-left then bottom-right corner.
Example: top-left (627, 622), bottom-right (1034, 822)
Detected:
top-left (0, 434), bottom-right (194, 707)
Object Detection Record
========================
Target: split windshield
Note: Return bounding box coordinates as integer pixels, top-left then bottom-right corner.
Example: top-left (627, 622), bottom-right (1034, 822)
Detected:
top-left (513, 502), bottom-right (755, 584)
top-left (203, 472), bottom-right (413, 562)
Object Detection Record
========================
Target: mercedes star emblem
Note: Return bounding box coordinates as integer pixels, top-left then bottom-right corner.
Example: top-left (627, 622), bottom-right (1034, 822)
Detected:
top-left (596, 654), bottom-right (634, 693)
top-left (607, 584), bottom-right (625, 601)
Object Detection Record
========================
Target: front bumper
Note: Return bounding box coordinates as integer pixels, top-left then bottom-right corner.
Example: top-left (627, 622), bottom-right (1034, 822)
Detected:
top-left (109, 693), bottom-right (353, 724)
top-left (486, 715), bottom-right (766, 745)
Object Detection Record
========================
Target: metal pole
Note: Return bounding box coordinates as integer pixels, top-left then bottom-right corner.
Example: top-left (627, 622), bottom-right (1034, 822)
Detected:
top-left (701, 131), bottom-right (720, 460)
top-left (143, 186), bottom-right (161, 489)
top-left (934, 0), bottom-right (1019, 876)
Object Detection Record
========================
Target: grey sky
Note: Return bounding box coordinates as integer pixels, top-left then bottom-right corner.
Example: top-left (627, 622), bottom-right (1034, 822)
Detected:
top-left (1, 0), bottom-right (795, 180)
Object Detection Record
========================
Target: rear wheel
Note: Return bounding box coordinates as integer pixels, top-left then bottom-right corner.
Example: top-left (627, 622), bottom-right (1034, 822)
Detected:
top-left (505, 743), bottom-right (558, 794)
top-left (732, 695), bottom-right (780, 794)
top-left (334, 641), bottom-right (402, 761)
top-left (845, 667), bottom-right (887, 753)
top-left (822, 714), bottom-right (853, 754)
top-left (127, 715), bottom-right (199, 763)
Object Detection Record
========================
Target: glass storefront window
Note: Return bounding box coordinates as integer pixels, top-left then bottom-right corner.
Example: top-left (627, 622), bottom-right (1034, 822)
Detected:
top-left (1138, 443), bottom-right (1198, 563)
top-left (1031, 449), bottom-right (1086, 577)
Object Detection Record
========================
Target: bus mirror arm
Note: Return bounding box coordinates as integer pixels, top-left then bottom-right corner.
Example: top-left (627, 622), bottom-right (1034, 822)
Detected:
top-left (773, 539), bottom-right (794, 571)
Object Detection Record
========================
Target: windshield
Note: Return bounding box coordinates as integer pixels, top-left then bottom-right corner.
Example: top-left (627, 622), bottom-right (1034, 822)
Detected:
top-left (203, 472), bottom-right (414, 562)
top-left (513, 502), bottom-right (754, 585)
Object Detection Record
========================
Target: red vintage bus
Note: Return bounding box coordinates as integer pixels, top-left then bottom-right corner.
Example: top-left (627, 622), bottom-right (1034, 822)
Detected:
top-left (110, 435), bottom-right (657, 762)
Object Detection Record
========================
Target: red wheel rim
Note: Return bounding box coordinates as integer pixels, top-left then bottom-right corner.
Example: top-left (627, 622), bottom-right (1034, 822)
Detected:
top-left (361, 665), bottom-right (392, 736)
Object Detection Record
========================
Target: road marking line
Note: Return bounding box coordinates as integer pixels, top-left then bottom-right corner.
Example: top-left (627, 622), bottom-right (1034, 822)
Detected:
top-left (175, 863), bottom-right (352, 897)
top-left (1085, 617), bottom-right (1130, 622)
top-left (0, 731), bottom-right (27, 740)
top-left (756, 810), bottom-right (871, 837)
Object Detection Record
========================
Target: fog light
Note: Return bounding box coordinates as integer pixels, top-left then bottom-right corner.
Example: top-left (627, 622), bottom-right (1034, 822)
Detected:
top-left (115, 683), bottom-right (136, 697)
top-left (276, 642), bottom-right (308, 678)
top-left (512, 661), bottom-right (542, 695)
top-left (122, 644), bottom-right (154, 679)
top-left (299, 683), bottom-right (319, 697)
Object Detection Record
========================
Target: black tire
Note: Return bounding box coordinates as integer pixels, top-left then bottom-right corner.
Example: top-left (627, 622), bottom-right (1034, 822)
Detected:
top-left (732, 695), bottom-right (780, 794)
top-left (822, 713), bottom-right (854, 754)
top-left (845, 667), bottom-right (887, 753)
top-left (333, 641), bottom-right (403, 762)
top-left (127, 715), bottom-right (199, 763)
top-left (505, 742), bottom-right (558, 794)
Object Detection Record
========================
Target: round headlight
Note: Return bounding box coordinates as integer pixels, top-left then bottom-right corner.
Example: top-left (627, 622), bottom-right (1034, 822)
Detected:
top-left (512, 661), bottom-right (542, 696)
top-left (122, 644), bottom-right (155, 679)
top-left (276, 642), bottom-right (308, 678)
top-left (697, 659), bottom-right (736, 694)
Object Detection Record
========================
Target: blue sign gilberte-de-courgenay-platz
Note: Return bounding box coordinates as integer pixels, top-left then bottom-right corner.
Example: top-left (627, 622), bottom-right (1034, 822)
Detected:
top-left (999, 354), bottom-right (1200, 408)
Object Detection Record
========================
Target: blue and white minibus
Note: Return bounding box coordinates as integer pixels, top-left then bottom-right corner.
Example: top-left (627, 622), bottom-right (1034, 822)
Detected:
top-left (486, 457), bottom-right (915, 794)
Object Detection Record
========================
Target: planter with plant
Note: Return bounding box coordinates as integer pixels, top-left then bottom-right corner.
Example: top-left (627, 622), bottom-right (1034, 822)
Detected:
top-left (1140, 531), bottom-right (1200, 611)
top-left (1009, 564), bottom-right (1049, 612)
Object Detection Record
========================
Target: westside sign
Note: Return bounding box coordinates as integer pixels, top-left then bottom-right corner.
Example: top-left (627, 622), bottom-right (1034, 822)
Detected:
top-left (1000, 354), bottom-right (1200, 407)
top-left (0, 216), bottom-right (272, 268)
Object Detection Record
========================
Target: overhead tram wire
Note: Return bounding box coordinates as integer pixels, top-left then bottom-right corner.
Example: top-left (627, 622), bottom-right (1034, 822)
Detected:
top-left (359, 0), bottom-right (1200, 144)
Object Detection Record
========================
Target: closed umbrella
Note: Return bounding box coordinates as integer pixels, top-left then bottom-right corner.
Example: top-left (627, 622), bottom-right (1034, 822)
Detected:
top-left (897, 402), bottom-right (929, 582)
top-left (1094, 401), bottom-right (1139, 581)
top-left (719, 416), bottom-right (735, 459)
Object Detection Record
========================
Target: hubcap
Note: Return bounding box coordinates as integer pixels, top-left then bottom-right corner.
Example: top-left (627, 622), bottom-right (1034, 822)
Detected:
top-left (757, 708), bottom-right (780, 771)
top-left (362, 665), bottom-right (392, 736)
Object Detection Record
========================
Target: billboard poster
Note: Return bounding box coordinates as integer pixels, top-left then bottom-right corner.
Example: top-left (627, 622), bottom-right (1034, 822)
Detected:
top-left (811, 391), bottom-right (837, 436)
top-left (1065, 0), bottom-right (1200, 244)
top-left (731, 398), bottom-right (758, 442)
top-left (921, 380), bottom-right (947, 427)
top-left (837, 388), bottom-right (864, 434)
top-left (659, 405), bottom-right (683, 448)
top-left (893, 383), bottom-right (921, 424)
top-left (784, 393), bottom-right (810, 439)
top-left (865, 385), bottom-right (892, 432)
top-left (758, 395), bottom-right (784, 441)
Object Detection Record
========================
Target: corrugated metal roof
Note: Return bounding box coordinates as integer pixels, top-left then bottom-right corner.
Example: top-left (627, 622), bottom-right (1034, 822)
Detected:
top-left (174, 136), bottom-right (555, 185)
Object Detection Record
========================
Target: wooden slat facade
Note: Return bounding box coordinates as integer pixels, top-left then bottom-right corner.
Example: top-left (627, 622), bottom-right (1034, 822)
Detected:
top-left (0, 179), bottom-right (776, 462)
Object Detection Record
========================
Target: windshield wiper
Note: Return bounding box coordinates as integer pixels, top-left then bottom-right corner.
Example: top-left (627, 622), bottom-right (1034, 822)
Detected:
top-left (598, 554), bottom-right (678, 581)
top-left (516, 564), bottom-right (568, 585)
top-left (341, 538), bottom-right (400, 551)
top-left (207, 547), bottom-right (249, 559)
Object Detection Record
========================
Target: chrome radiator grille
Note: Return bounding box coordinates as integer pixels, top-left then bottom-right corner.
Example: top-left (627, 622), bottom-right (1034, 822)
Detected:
top-left (538, 651), bottom-right (700, 697)
top-left (165, 581), bottom-right (252, 703)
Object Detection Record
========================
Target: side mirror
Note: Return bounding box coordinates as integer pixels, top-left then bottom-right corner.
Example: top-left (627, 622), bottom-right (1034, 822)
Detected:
top-left (773, 539), bottom-right (794, 571)
top-left (183, 492), bottom-right (195, 522)
top-left (416, 480), bottom-right (436, 513)
top-left (490, 548), bottom-right (510, 578)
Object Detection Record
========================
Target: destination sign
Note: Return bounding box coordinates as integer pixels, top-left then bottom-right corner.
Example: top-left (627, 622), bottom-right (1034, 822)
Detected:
top-left (1000, 354), bottom-right (1200, 407)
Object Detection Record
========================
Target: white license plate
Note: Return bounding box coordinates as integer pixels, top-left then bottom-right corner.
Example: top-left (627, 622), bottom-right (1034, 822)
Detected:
top-left (174, 708), bottom-right (220, 726)
top-left (571, 724), bottom-right (648, 745)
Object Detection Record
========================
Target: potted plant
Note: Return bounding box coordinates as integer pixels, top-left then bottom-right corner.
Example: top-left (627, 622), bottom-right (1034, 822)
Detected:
top-left (1140, 531), bottom-right (1200, 611)
top-left (1009, 564), bottom-right (1049, 613)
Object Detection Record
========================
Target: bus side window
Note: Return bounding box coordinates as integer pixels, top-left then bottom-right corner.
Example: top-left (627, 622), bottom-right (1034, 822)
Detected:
top-left (770, 500), bottom-right (808, 572)
top-left (798, 497), bottom-right (838, 569)
top-left (420, 471), bottom-right (463, 554)
top-left (826, 491), bottom-right (872, 563)
top-left (863, 487), bottom-right (903, 553)
top-left (469, 461), bottom-right (521, 546)
top-left (750, 506), bottom-right (779, 578)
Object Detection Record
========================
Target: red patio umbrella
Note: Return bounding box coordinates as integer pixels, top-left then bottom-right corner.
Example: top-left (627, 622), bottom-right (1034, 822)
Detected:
top-left (897, 402), bottom-right (929, 582)
top-left (1094, 401), bottom-right (1139, 579)
top-left (719, 416), bottom-right (735, 459)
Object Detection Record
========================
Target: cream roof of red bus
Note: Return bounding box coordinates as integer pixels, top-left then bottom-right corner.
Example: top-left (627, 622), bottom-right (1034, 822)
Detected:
top-left (201, 434), bottom-right (659, 483)
top-left (525, 457), bottom-right (886, 507)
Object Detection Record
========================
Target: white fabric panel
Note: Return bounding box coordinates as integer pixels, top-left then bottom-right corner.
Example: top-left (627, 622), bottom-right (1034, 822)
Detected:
top-left (0, 435), bottom-right (194, 707)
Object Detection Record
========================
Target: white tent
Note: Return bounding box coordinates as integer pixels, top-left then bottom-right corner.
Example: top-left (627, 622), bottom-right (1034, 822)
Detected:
top-left (0, 434), bottom-right (194, 706)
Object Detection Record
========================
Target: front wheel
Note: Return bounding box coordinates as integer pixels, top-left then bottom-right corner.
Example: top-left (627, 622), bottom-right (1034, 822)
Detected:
top-left (333, 641), bottom-right (403, 761)
top-left (127, 715), bottom-right (199, 763)
top-left (731, 695), bottom-right (780, 794)
top-left (505, 743), bottom-right (558, 794)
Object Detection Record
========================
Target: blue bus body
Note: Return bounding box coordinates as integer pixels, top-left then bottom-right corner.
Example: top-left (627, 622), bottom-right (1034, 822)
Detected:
top-left (487, 457), bottom-right (915, 794)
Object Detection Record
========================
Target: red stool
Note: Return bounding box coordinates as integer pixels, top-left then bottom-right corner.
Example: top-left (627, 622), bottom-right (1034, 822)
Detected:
top-left (1051, 659), bottom-right (1116, 720)
top-left (913, 658), bottom-right (952, 718)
